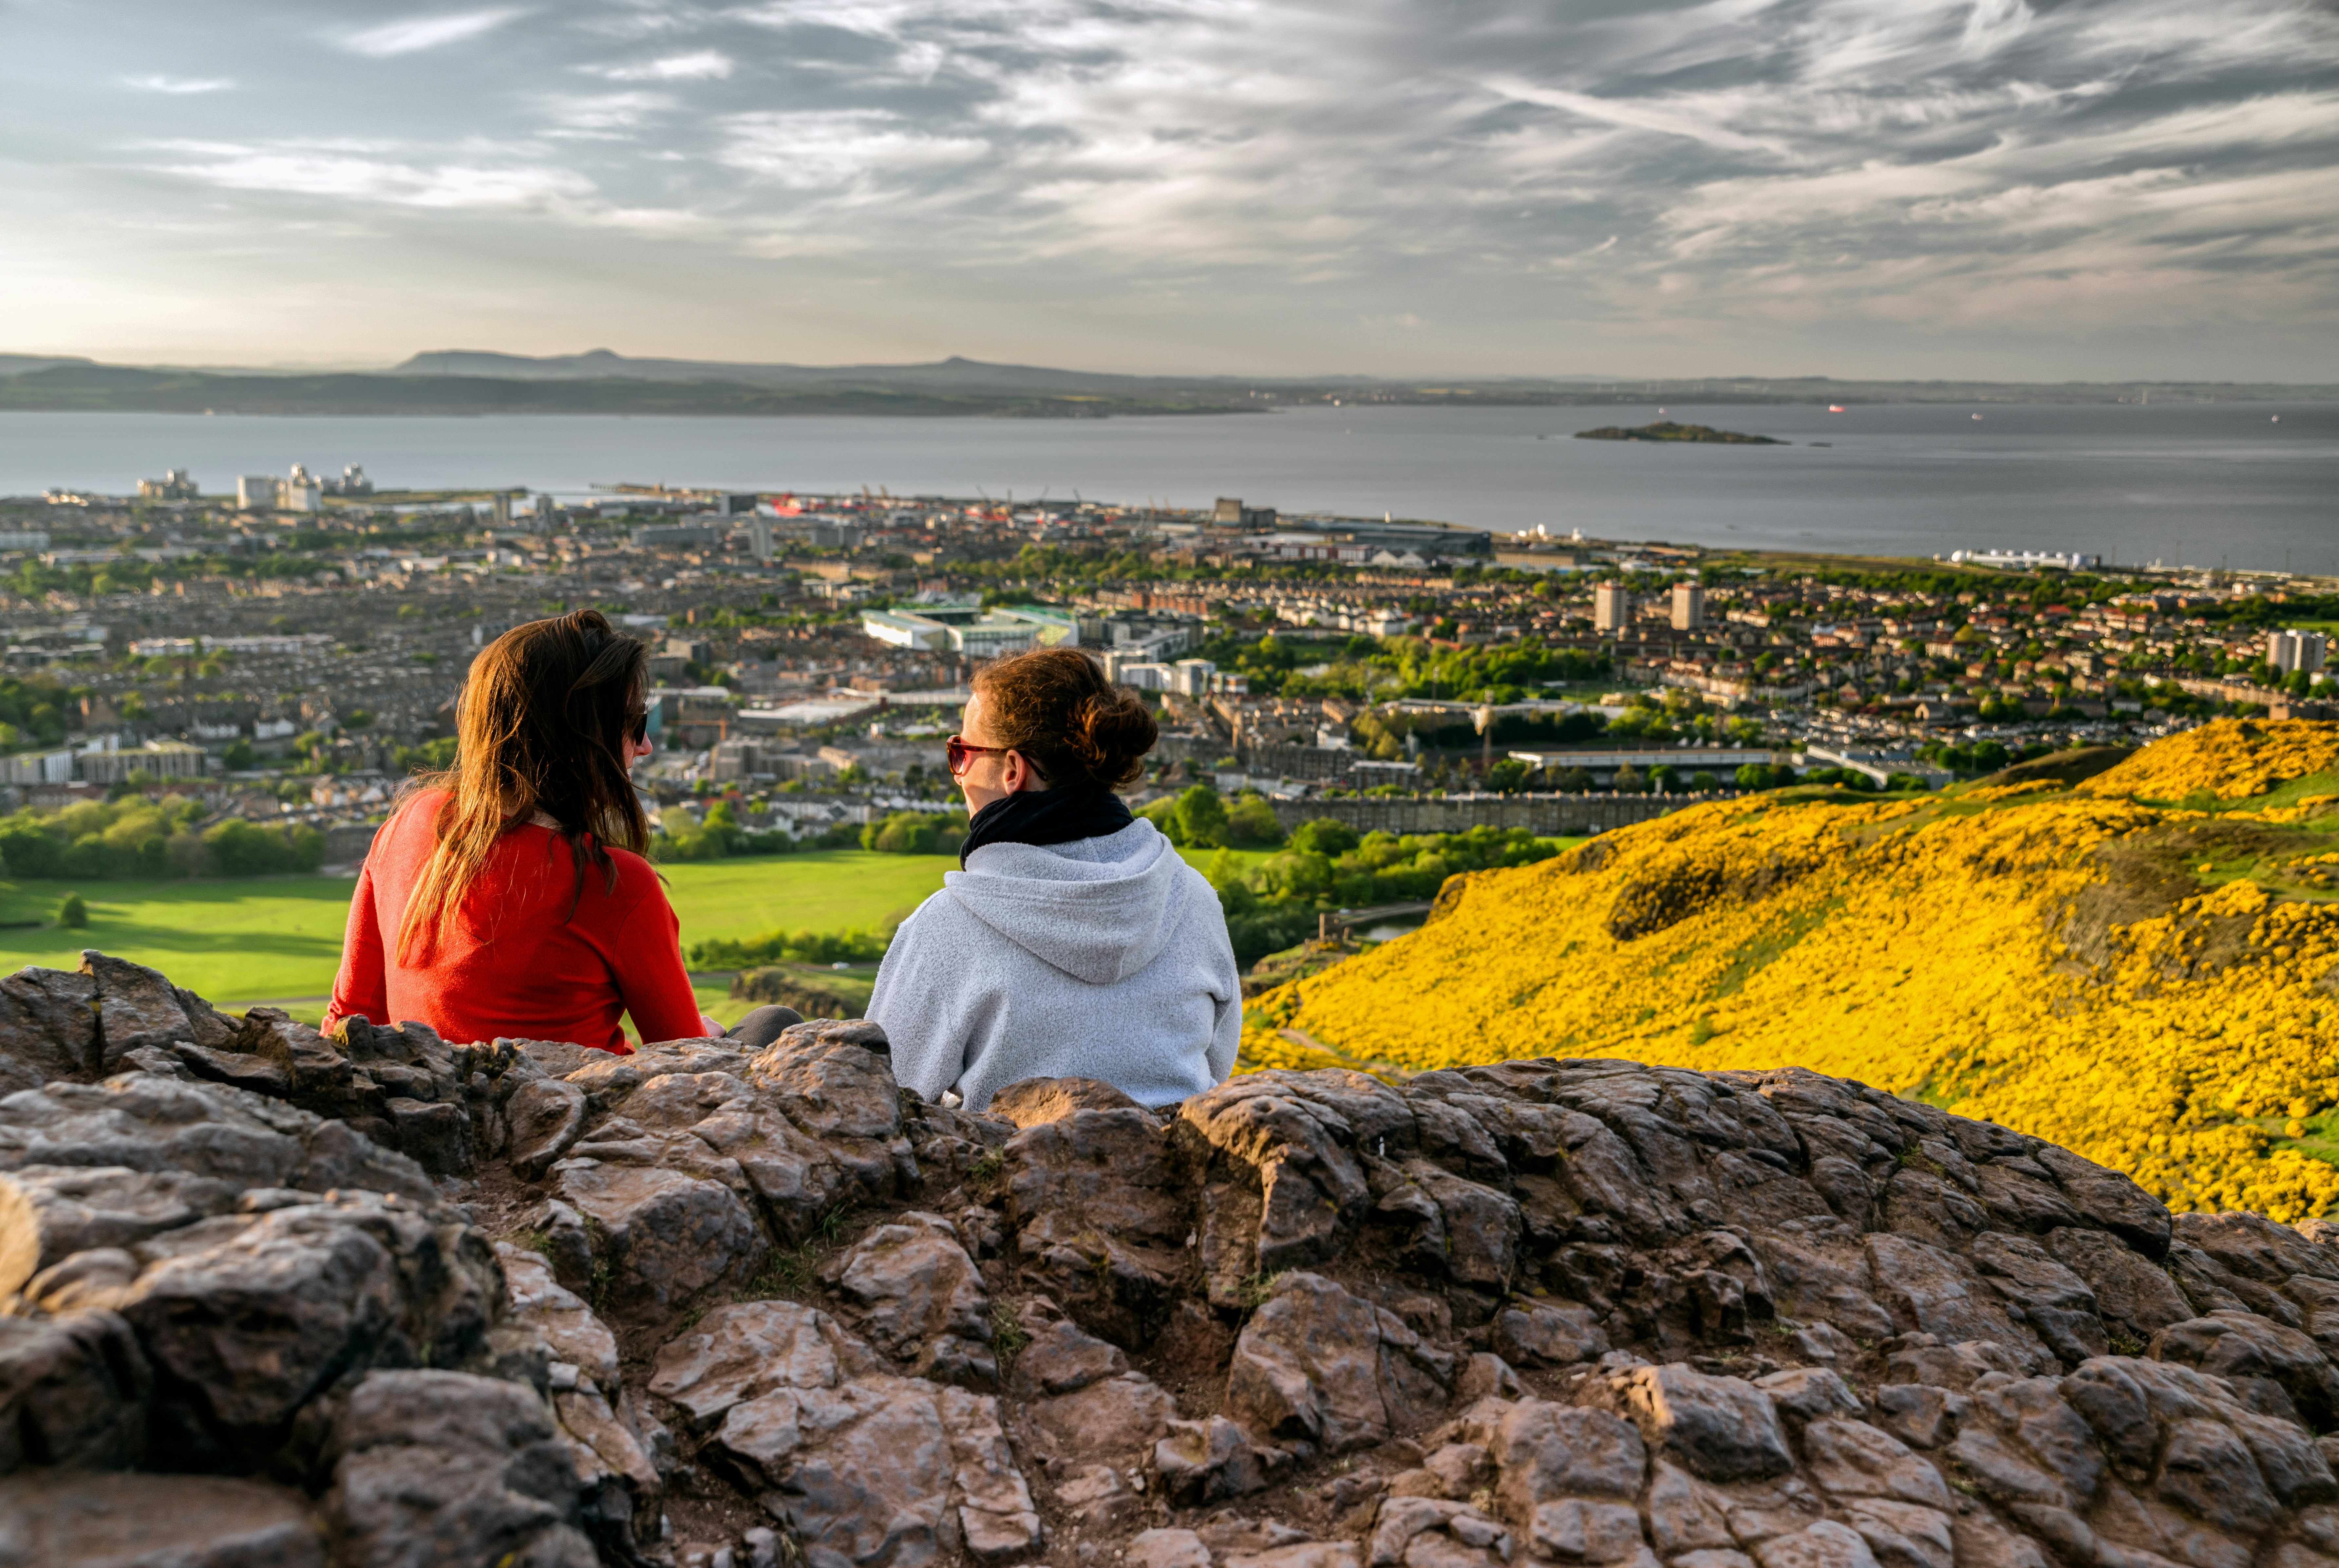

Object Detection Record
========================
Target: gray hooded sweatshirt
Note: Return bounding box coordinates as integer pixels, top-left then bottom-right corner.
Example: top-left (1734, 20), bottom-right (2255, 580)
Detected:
top-left (865, 817), bottom-right (1241, 1111)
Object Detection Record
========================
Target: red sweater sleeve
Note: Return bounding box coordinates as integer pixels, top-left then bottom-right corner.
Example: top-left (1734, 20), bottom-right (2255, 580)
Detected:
top-left (324, 859), bottom-right (389, 1036)
top-left (613, 883), bottom-right (705, 1046)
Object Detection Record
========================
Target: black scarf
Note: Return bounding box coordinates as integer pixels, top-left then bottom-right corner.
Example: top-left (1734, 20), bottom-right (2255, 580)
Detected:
top-left (959, 787), bottom-right (1136, 866)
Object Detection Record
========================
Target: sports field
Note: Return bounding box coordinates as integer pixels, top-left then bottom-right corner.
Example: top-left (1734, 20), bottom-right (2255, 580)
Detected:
top-left (0, 845), bottom-right (1273, 1017)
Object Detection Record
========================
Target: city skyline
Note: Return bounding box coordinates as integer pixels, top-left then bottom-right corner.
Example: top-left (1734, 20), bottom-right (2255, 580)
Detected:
top-left (4, 0), bottom-right (2336, 380)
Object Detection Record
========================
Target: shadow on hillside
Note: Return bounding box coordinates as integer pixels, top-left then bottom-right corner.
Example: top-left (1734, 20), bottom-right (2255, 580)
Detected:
top-left (1974, 744), bottom-right (2135, 790)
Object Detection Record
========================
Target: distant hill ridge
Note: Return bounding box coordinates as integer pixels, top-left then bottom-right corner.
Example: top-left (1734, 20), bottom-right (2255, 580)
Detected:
top-left (4, 351), bottom-right (2339, 409)
top-left (0, 362), bottom-right (1244, 419)
top-left (390, 348), bottom-right (1182, 393)
top-left (4, 348), bottom-right (2335, 408)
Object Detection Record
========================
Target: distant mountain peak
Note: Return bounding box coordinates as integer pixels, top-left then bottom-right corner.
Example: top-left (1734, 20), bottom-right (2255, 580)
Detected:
top-left (381, 347), bottom-right (1166, 394)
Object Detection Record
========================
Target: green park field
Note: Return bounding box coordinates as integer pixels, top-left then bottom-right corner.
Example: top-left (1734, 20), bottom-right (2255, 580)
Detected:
top-left (0, 845), bottom-right (1273, 1024)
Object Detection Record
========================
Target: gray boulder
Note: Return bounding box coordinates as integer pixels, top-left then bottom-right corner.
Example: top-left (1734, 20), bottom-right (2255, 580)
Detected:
top-left (715, 1373), bottom-right (1042, 1568)
top-left (683, 1299), bottom-right (1043, 1568)
top-left (507, 1077), bottom-right (589, 1180)
top-left (49, 1190), bottom-right (499, 1469)
top-left (1003, 1104), bottom-right (1192, 1347)
top-left (1225, 1272), bottom-right (1456, 1455)
top-left (819, 1209), bottom-right (993, 1386)
top-left (0, 1073), bottom-right (436, 1215)
top-left (1009, 1306), bottom-right (1179, 1523)
top-left (498, 1242), bottom-right (619, 1393)
top-left (1622, 1363), bottom-right (1796, 1482)
top-left (324, 1369), bottom-right (599, 1568)
top-left (649, 1299), bottom-right (880, 1429)
top-left (551, 1154), bottom-right (767, 1317)
top-left (0, 966), bottom-right (100, 1090)
top-left (0, 1310), bottom-right (151, 1473)
top-left (1491, 1300), bottom-right (1609, 1368)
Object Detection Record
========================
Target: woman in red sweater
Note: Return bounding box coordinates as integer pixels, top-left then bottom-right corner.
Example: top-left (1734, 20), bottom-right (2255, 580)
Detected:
top-left (326, 609), bottom-right (792, 1055)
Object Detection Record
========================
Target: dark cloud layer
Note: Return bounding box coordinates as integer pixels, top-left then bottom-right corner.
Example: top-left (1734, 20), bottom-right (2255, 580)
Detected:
top-left (4, 0), bottom-right (2334, 374)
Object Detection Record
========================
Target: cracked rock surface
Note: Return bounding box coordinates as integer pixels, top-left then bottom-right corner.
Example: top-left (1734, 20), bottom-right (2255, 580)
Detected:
top-left (10, 952), bottom-right (2339, 1568)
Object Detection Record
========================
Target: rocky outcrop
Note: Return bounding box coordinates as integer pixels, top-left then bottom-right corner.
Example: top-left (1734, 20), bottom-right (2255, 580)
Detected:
top-left (10, 951), bottom-right (2339, 1568)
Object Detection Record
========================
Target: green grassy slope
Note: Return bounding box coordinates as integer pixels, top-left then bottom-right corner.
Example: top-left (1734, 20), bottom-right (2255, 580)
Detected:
top-left (0, 875), bottom-right (360, 1003)
top-left (0, 844), bottom-right (1251, 1016)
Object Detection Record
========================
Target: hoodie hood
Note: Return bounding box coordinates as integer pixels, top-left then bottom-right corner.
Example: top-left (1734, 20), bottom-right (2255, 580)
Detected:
top-left (942, 818), bottom-right (1191, 984)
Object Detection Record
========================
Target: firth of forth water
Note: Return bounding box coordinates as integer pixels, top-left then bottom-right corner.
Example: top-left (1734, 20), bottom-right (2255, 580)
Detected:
top-left (5, 401), bottom-right (2333, 575)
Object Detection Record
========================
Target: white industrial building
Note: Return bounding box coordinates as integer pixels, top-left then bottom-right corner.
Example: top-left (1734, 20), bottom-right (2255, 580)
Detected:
top-left (860, 603), bottom-right (1078, 659)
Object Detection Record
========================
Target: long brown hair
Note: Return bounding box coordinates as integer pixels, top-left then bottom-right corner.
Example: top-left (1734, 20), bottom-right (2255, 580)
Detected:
top-left (974, 647), bottom-right (1157, 789)
top-left (395, 609), bottom-right (652, 962)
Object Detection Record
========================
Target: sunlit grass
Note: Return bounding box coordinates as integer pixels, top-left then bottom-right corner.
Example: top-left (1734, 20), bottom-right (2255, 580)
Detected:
top-left (0, 842), bottom-right (1255, 1009)
top-left (0, 874), bottom-right (361, 1003)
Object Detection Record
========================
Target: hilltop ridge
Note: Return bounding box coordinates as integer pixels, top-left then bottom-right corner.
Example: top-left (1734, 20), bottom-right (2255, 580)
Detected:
top-left (388, 349), bottom-right (1172, 393)
top-left (5, 348), bottom-right (2335, 414)
top-left (1249, 719), bottom-right (2339, 1221)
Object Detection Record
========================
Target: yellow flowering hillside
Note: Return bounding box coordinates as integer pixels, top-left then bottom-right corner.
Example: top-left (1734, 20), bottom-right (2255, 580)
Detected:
top-left (1249, 719), bottom-right (2339, 1221)
top-left (2079, 718), bottom-right (2339, 801)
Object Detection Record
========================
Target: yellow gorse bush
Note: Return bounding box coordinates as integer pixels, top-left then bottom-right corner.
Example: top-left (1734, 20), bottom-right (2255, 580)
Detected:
top-left (2081, 718), bottom-right (2339, 801)
top-left (1249, 719), bottom-right (2339, 1220)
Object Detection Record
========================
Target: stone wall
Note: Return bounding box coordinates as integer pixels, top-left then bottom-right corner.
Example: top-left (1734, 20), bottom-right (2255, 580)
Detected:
top-left (8, 948), bottom-right (2339, 1568)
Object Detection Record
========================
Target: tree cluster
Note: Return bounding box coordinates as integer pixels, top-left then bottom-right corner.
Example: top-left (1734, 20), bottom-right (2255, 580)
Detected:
top-left (0, 796), bottom-right (324, 880)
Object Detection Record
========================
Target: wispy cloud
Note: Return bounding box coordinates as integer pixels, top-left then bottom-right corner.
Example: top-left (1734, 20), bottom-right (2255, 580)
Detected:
top-left (52, 0), bottom-right (2339, 369)
top-left (538, 91), bottom-right (677, 134)
top-left (338, 8), bottom-right (531, 58)
top-left (121, 74), bottom-right (237, 95)
top-left (594, 50), bottom-right (734, 80)
top-left (140, 138), bottom-right (593, 211)
top-left (1479, 77), bottom-right (1786, 157)
top-left (720, 110), bottom-right (989, 189)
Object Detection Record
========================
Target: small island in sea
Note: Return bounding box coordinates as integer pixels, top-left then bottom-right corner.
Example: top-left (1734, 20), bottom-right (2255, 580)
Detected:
top-left (1574, 420), bottom-right (1783, 444)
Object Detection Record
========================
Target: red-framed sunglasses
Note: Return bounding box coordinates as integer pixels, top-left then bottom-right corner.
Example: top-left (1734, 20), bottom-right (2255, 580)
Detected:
top-left (945, 735), bottom-right (1011, 776)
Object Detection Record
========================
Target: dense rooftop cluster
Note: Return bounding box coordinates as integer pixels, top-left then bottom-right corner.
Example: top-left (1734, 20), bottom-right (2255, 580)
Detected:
top-left (0, 481), bottom-right (2330, 871)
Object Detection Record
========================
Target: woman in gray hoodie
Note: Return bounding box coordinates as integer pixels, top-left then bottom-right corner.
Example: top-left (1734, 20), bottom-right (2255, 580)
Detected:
top-left (867, 648), bottom-right (1241, 1111)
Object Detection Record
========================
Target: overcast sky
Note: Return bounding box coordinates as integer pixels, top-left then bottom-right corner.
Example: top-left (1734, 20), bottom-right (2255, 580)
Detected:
top-left (3, 0), bottom-right (2335, 378)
